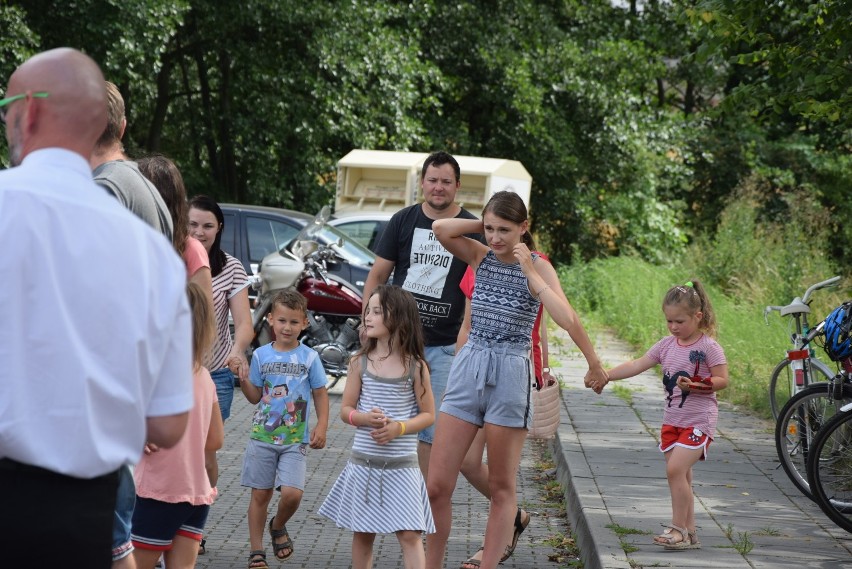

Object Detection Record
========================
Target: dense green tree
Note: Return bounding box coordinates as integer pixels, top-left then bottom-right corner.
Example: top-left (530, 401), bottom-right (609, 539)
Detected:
top-left (1, 0), bottom-right (848, 267)
top-left (691, 0), bottom-right (852, 144)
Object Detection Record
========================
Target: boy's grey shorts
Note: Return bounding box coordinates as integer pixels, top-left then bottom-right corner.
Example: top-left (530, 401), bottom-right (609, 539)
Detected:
top-left (440, 338), bottom-right (533, 429)
top-left (240, 438), bottom-right (307, 491)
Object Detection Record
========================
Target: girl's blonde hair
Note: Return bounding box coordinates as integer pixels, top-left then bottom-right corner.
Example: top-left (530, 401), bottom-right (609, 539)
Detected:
top-left (187, 282), bottom-right (215, 367)
top-left (663, 279), bottom-right (717, 338)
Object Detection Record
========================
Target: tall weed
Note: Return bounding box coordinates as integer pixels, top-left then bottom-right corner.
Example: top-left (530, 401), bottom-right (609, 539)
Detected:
top-left (687, 174), bottom-right (839, 310)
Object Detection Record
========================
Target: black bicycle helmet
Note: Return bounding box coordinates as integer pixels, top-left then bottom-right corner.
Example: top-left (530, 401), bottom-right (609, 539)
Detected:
top-left (822, 301), bottom-right (852, 361)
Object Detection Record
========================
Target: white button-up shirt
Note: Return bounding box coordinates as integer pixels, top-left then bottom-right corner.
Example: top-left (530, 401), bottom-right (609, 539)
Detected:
top-left (0, 148), bottom-right (193, 478)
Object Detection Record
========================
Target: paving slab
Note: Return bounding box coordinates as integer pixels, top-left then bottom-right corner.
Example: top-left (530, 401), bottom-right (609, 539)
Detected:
top-left (550, 327), bottom-right (852, 569)
top-left (194, 380), bottom-right (565, 568)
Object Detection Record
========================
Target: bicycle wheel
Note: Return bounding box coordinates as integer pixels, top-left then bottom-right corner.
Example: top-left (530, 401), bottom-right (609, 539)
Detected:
top-left (806, 409), bottom-right (852, 532)
top-left (769, 357), bottom-right (835, 420)
top-left (774, 382), bottom-right (852, 500)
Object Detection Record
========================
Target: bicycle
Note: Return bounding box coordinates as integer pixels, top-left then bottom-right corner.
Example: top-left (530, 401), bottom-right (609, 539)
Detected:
top-left (775, 301), bottom-right (852, 501)
top-left (765, 276), bottom-right (840, 419)
top-left (805, 399), bottom-right (852, 533)
top-left (774, 376), bottom-right (852, 500)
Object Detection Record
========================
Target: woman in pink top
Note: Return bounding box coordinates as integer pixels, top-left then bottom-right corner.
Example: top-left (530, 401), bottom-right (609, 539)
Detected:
top-left (138, 154), bottom-right (213, 302)
top-left (130, 283), bottom-right (225, 569)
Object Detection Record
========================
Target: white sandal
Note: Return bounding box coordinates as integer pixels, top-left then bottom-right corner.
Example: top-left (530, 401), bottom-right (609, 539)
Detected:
top-left (664, 529), bottom-right (701, 550)
top-left (652, 523), bottom-right (677, 546)
top-left (653, 524), bottom-right (688, 547)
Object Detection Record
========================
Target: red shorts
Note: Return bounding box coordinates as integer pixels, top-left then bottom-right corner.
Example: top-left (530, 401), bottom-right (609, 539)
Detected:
top-left (659, 425), bottom-right (711, 459)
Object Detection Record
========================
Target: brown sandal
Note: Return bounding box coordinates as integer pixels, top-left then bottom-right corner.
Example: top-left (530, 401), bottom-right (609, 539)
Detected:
top-left (248, 550), bottom-right (269, 569)
top-left (460, 547), bottom-right (483, 569)
top-left (268, 516), bottom-right (294, 560)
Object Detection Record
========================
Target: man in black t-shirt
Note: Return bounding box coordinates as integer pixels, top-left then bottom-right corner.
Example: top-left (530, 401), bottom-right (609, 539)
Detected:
top-left (362, 151), bottom-right (481, 476)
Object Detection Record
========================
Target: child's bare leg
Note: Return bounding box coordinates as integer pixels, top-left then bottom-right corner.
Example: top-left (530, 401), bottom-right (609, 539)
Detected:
top-left (130, 548), bottom-right (161, 569)
top-left (397, 529), bottom-right (425, 569)
top-left (664, 447), bottom-right (703, 537)
top-left (163, 534), bottom-right (200, 569)
top-left (269, 486), bottom-right (302, 558)
top-left (248, 488), bottom-right (274, 551)
top-left (352, 531), bottom-right (376, 569)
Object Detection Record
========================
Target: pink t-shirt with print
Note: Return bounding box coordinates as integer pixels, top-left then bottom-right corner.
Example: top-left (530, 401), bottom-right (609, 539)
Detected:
top-left (646, 334), bottom-right (726, 439)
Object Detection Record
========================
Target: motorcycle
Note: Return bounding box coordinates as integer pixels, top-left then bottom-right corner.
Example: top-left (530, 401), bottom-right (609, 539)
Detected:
top-left (250, 206), bottom-right (363, 389)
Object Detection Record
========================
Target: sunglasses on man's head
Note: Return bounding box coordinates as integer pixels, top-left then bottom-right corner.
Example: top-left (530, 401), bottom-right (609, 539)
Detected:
top-left (0, 92), bottom-right (49, 123)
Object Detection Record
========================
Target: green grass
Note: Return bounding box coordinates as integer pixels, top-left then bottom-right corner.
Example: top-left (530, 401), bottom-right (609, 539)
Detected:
top-left (610, 384), bottom-right (634, 406)
top-left (605, 523), bottom-right (649, 537)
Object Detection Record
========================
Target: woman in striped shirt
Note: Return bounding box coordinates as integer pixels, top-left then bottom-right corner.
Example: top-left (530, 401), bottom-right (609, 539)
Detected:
top-left (189, 195), bottom-right (253, 422)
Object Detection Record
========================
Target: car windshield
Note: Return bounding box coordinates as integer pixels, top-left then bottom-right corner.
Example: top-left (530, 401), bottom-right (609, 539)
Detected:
top-left (318, 225), bottom-right (375, 266)
top-left (281, 223), bottom-right (375, 267)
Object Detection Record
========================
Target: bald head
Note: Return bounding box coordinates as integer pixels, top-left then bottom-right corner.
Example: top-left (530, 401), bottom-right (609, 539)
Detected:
top-left (5, 48), bottom-right (107, 163)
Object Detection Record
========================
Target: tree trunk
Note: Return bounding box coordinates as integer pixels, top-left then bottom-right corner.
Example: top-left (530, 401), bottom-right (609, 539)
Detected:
top-left (194, 47), bottom-right (221, 192)
top-left (216, 50), bottom-right (240, 201)
top-left (146, 54), bottom-right (173, 152)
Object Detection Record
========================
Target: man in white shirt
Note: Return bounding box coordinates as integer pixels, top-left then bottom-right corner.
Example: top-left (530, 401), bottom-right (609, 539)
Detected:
top-left (0, 48), bottom-right (193, 568)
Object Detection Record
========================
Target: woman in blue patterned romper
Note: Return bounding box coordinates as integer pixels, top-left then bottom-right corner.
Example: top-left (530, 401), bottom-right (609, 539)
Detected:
top-left (426, 191), bottom-right (608, 569)
top-left (319, 285), bottom-right (436, 569)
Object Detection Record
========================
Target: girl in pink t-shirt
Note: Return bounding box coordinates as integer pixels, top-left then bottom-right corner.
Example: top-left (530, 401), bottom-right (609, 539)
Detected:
top-left (130, 282), bottom-right (225, 569)
top-left (595, 280), bottom-right (728, 552)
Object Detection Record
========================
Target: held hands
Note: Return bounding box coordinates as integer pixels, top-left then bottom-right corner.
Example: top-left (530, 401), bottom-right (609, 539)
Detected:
top-left (228, 353), bottom-right (249, 382)
top-left (584, 365), bottom-right (609, 394)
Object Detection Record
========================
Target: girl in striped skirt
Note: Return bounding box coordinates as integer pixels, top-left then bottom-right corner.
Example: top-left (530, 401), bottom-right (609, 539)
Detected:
top-left (319, 285), bottom-right (436, 569)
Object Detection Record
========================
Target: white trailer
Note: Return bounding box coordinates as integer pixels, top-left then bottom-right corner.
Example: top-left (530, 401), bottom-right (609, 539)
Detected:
top-left (335, 149), bottom-right (532, 215)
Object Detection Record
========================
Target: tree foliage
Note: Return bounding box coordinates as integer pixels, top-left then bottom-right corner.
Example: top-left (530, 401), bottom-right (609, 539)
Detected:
top-left (691, 0), bottom-right (852, 144)
top-left (1, 0), bottom-right (849, 268)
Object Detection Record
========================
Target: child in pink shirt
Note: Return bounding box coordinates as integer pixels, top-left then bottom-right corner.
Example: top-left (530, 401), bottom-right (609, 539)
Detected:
top-left (130, 282), bottom-right (225, 569)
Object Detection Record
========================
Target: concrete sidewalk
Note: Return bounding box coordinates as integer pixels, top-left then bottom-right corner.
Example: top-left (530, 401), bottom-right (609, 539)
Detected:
top-left (551, 327), bottom-right (852, 569)
top-left (195, 381), bottom-right (568, 568)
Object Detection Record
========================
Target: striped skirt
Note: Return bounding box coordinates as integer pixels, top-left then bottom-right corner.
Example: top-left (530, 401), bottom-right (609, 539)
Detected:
top-left (318, 451), bottom-right (435, 534)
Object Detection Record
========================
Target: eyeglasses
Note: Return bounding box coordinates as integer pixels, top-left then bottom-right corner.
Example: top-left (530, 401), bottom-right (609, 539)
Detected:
top-left (0, 92), bottom-right (49, 123)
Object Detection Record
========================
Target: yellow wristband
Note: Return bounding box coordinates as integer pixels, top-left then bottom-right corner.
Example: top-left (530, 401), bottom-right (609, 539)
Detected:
top-left (399, 421), bottom-right (406, 436)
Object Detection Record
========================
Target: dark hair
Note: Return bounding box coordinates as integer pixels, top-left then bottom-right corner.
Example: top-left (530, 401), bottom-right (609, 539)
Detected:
top-left (189, 194), bottom-right (226, 276)
top-left (96, 80), bottom-right (124, 148)
top-left (269, 289), bottom-right (308, 317)
top-left (187, 281), bottom-right (215, 368)
top-left (138, 154), bottom-right (188, 255)
top-left (358, 285), bottom-right (428, 396)
top-left (663, 279), bottom-right (717, 338)
top-left (482, 191), bottom-right (535, 249)
top-left (421, 151), bottom-right (460, 183)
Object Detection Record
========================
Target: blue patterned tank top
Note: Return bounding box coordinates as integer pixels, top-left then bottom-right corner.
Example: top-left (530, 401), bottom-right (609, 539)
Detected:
top-left (469, 250), bottom-right (541, 349)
